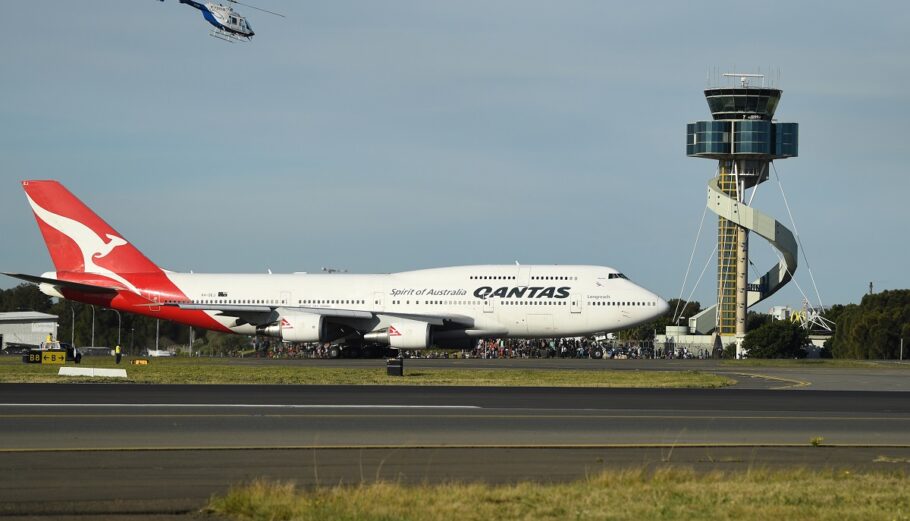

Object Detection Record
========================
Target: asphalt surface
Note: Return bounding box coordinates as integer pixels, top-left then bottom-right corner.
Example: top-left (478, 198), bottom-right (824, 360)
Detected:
top-left (3, 359), bottom-right (910, 518)
top-left (2, 384), bottom-right (910, 449)
top-left (2, 383), bottom-right (910, 516)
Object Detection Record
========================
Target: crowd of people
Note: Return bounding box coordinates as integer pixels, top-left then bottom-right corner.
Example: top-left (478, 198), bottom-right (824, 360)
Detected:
top-left (464, 339), bottom-right (711, 360)
top-left (261, 337), bottom-right (716, 360)
top-left (469, 338), bottom-right (602, 359)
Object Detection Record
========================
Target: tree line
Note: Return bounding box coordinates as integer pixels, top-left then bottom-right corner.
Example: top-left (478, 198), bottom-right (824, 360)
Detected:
top-left (617, 292), bottom-right (910, 359)
top-left (826, 290), bottom-right (910, 359)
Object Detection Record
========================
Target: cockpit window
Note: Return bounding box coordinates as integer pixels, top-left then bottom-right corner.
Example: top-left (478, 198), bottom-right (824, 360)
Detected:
top-left (608, 273), bottom-right (628, 280)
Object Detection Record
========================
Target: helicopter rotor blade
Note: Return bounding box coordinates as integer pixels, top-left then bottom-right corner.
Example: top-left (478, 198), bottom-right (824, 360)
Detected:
top-left (227, 0), bottom-right (285, 17)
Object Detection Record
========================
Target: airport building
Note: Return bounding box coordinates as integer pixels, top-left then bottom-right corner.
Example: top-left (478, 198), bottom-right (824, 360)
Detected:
top-left (0, 311), bottom-right (59, 351)
top-left (658, 74), bottom-right (799, 356)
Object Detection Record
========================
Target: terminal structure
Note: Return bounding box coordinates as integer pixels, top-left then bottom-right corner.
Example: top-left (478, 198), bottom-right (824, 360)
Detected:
top-left (662, 73), bottom-right (799, 355)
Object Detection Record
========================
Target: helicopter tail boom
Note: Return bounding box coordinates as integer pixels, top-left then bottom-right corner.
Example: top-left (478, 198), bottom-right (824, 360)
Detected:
top-left (176, 0), bottom-right (206, 10)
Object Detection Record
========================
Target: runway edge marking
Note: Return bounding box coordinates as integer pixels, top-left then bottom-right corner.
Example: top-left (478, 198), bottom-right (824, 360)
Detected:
top-left (727, 372), bottom-right (811, 389)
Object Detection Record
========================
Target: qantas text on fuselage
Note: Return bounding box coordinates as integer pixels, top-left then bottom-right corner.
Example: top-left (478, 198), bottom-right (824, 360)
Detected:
top-left (6, 180), bottom-right (670, 351)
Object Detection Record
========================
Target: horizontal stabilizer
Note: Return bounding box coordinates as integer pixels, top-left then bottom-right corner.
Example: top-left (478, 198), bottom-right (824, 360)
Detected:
top-left (3, 273), bottom-right (119, 294)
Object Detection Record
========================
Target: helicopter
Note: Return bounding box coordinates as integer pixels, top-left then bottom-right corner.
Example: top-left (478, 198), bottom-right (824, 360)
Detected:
top-left (163, 0), bottom-right (283, 42)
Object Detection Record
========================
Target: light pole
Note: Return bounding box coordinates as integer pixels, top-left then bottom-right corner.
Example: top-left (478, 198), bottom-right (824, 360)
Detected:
top-left (70, 305), bottom-right (76, 347)
top-left (90, 305), bottom-right (95, 347)
top-left (130, 327), bottom-right (135, 354)
top-left (102, 308), bottom-right (122, 347)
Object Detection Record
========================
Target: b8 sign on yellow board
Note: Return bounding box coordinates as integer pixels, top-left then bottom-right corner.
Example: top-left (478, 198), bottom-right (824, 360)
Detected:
top-left (41, 350), bottom-right (66, 365)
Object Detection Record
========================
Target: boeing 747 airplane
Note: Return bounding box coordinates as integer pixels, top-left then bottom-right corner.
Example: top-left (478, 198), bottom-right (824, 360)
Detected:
top-left (6, 180), bottom-right (669, 353)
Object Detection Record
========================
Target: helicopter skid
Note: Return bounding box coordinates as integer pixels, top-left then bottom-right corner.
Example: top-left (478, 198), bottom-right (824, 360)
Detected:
top-left (209, 28), bottom-right (250, 43)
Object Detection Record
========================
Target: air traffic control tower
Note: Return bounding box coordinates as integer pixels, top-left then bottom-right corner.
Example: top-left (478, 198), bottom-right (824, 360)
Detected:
top-left (682, 73), bottom-right (799, 352)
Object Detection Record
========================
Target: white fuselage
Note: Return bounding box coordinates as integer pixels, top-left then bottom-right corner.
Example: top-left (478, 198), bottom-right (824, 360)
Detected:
top-left (165, 264), bottom-right (668, 339)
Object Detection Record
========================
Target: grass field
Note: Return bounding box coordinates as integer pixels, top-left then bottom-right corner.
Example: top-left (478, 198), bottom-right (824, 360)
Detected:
top-left (0, 356), bottom-right (733, 387)
top-left (207, 468), bottom-right (910, 521)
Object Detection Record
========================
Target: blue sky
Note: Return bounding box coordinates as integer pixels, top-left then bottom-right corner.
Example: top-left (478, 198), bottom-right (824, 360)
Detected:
top-left (1, 1), bottom-right (907, 310)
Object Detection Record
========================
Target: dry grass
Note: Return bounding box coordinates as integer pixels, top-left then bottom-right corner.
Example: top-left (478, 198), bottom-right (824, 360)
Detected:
top-left (207, 468), bottom-right (910, 521)
top-left (208, 469), bottom-right (910, 521)
top-left (0, 357), bottom-right (732, 387)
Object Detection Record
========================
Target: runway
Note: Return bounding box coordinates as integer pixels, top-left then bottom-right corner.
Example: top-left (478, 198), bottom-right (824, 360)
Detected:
top-left (2, 383), bottom-right (909, 516)
top-left (2, 384), bottom-right (910, 448)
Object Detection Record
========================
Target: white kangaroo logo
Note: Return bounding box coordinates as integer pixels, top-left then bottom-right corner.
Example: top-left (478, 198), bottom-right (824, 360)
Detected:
top-left (26, 194), bottom-right (141, 295)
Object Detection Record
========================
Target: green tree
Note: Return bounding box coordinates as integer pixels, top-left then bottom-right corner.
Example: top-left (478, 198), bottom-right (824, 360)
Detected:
top-left (200, 332), bottom-right (253, 356)
top-left (619, 299), bottom-right (699, 340)
top-left (829, 290), bottom-right (910, 359)
top-left (746, 311), bottom-right (771, 331)
top-left (0, 284), bottom-right (53, 313)
top-left (742, 320), bottom-right (809, 359)
top-left (822, 304), bottom-right (852, 327)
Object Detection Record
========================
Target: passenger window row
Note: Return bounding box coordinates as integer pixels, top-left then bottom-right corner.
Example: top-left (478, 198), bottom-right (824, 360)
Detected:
top-left (298, 299), bottom-right (366, 305)
top-left (468, 275), bottom-right (578, 281)
top-left (390, 300), bottom-right (480, 306)
top-left (168, 299), bottom-right (282, 305)
top-left (502, 301), bottom-right (565, 306)
top-left (590, 301), bottom-right (656, 306)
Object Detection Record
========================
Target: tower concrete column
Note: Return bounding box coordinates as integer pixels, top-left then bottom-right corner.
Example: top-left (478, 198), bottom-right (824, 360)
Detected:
top-left (736, 223), bottom-right (748, 334)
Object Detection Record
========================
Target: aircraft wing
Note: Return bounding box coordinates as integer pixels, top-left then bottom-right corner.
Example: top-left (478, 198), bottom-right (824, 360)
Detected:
top-left (169, 302), bottom-right (474, 328)
top-left (173, 303), bottom-right (374, 320)
top-left (3, 272), bottom-right (120, 295)
top-left (378, 311), bottom-right (475, 328)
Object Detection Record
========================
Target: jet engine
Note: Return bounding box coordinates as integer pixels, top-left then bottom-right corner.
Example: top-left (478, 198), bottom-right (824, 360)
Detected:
top-left (363, 319), bottom-right (432, 349)
top-left (257, 313), bottom-right (343, 343)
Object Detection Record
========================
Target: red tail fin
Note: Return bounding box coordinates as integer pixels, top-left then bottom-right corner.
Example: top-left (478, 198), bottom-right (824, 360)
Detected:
top-left (22, 180), bottom-right (161, 279)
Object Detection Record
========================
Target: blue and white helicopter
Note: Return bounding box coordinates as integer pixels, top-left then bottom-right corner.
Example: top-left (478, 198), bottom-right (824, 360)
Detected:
top-left (164, 0), bottom-right (283, 42)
